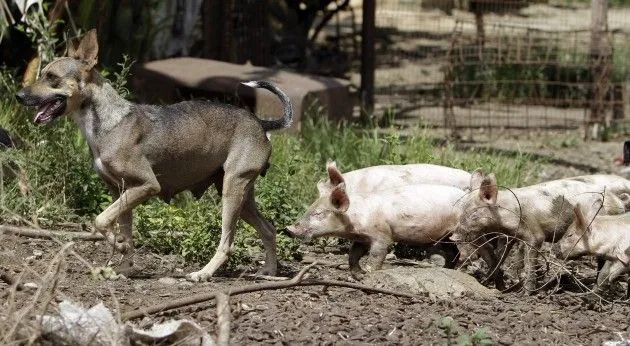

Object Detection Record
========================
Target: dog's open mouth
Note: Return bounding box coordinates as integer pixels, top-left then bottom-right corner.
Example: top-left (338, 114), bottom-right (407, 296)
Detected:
top-left (34, 97), bottom-right (67, 124)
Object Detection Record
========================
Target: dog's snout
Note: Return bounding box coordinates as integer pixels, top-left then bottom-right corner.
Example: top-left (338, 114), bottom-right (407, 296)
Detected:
top-left (15, 90), bottom-right (25, 104)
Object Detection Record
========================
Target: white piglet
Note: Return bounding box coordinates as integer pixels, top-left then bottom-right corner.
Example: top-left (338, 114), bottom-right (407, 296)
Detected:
top-left (287, 164), bottom-right (466, 275)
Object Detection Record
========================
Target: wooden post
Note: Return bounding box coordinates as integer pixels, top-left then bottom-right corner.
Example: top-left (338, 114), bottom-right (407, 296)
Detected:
top-left (361, 0), bottom-right (376, 120)
top-left (588, 0), bottom-right (611, 140)
top-left (444, 31), bottom-right (459, 139)
top-left (202, 0), bottom-right (223, 60)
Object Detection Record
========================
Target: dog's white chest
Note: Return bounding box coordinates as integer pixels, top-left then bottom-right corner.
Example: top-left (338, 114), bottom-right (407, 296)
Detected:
top-left (94, 157), bottom-right (117, 184)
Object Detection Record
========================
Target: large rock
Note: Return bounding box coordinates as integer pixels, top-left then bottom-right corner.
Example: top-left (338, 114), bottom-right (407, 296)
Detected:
top-left (362, 267), bottom-right (496, 300)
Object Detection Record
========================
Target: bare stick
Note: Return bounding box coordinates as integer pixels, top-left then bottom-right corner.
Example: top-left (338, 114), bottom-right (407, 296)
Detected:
top-left (124, 274), bottom-right (421, 321)
top-left (122, 263), bottom-right (420, 321)
top-left (216, 293), bottom-right (230, 346)
top-left (1, 225), bottom-right (97, 272)
top-left (122, 262), bottom-right (317, 321)
top-left (0, 225), bottom-right (104, 241)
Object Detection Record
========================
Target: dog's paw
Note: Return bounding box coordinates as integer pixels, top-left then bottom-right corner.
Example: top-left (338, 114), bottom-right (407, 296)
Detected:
top-left (186, 270), bottom-right (212, 282)
top-left (350, 270), bottom-right (366, 281)
top-left (113, 236), bottom-right (132, 253)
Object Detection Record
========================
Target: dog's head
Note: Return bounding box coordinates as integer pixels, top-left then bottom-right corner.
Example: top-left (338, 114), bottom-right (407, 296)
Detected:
top-left (15, 29), bottom-right (99, 124)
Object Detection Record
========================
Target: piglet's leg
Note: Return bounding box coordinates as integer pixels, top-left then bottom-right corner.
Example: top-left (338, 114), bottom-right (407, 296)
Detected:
top-left (599, 260), bottom-right (627, 285)
top-left (522, 239), bottom-right (543, 293)
top-left (348, 241), bottom-right (369, 273)
top-left (365, 239), bottom-right (392, 272)
top-left (596, 260), bottom-right (613, 286)
top-left (476, 242), bottom-right (505, 291)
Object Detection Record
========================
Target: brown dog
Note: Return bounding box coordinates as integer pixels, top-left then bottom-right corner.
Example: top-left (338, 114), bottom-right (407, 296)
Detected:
top-left (15, 30), bottom-right (293, 281)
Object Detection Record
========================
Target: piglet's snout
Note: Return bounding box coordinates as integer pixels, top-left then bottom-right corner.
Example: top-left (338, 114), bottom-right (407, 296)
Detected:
top-left (551, 243), bottom-right (563, 258)
top-left (282, 226), bottom-right (297, 238)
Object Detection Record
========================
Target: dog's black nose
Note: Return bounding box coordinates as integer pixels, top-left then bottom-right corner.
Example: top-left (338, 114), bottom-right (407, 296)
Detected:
top-left (15, 90), bottom-right (25, 103)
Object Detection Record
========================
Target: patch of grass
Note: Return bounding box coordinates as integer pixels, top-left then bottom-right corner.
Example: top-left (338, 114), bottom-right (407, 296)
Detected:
top-left (436, 316), bottom-right (494, 346)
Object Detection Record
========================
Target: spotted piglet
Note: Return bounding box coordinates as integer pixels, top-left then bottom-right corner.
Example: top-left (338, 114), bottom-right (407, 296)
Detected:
top-left (554, 207), bottom-right (630, 297)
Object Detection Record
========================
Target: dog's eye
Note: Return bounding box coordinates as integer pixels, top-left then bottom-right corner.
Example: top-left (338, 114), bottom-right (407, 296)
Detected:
top-left (45, 72), bottom-right (60, 88)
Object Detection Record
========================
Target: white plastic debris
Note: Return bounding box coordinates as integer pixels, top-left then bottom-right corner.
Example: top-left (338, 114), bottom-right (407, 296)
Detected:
top-left (603, 341), bottom-right (630, 346)
top-left (23, 282), bottom-right (38, 290)
top-left (39, 300), bottom-right (215, 346)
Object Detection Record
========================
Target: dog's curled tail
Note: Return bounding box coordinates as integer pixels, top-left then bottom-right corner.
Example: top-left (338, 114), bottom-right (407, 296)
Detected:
top-left (242, 80), bottom-right (293, 131)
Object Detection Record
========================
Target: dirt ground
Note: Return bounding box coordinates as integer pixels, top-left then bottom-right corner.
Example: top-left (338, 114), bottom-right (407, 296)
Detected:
top-left (2, 135), bottom-right (630, 345)
top-left (1, 228), bottom-right (629, 345)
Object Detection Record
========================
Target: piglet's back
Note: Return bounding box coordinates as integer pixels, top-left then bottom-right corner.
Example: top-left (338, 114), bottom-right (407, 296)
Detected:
top-left (342, 164), bottom-right (471, 193)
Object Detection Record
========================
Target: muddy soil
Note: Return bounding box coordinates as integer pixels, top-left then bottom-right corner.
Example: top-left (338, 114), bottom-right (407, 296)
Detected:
top-left (2, 229), bottom-right (629, 345)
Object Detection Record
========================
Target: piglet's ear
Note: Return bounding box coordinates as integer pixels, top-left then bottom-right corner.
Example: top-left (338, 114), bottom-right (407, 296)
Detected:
top-left (573, 203), bottom-right (588, 233)
top-left (479, 173), bottom-right (497, 205)
top-left (327, 161), bottom-right (345, 186)
top-left (470, 168), bottom-right (485, 191)
top-left (330, 183), bottom-right (350, 212)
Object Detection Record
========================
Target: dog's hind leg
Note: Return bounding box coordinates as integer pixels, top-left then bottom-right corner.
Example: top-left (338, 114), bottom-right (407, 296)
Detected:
top-left (187, 172), bottom-right (258, 282)
top-left (240, 186), bottom-right (278, 276)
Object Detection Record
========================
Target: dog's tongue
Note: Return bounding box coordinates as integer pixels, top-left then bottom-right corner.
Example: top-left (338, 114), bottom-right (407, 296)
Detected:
top-left (34, 101), bottom-right (55, 123)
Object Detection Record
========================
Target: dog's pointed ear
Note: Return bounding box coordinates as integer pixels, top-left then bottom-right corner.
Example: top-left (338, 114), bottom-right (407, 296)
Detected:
top-left (68, 29), bottom-right (99, 69)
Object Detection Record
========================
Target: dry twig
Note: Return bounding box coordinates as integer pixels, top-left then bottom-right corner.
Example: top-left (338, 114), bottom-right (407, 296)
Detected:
top-left (216, 293), bottom-right (230, 346)
top-left (122, 262), bottom-right (420, 321)
top-left (0, 225), bottom-right (104, 241)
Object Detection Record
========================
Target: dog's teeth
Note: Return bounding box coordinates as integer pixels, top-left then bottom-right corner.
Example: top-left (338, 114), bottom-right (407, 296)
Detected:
top-left (34, 110), bottom-right (44, 123)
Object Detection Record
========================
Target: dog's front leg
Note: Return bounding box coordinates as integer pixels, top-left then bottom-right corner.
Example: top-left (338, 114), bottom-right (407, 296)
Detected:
top-left (95, 182), bottom-right (158, 252)
top-left (94, 163), bottom-right (160, 254)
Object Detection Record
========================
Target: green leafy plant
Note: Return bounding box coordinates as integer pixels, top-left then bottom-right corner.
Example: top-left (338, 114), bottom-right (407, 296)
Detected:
top-left (436, 316), bottom-right (493, 346)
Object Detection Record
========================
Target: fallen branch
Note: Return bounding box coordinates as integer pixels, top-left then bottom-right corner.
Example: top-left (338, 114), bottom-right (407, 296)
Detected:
top-left (0, 225), bottom-right (104, 241)
top-left (122, 263), bottom-right (421, 321)
top-left (216, 293), bottom-right (230, 346)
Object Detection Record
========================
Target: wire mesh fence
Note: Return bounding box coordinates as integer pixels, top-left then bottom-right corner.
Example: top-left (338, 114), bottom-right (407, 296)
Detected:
top-left (365, 0), bottom-right (630, 139)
